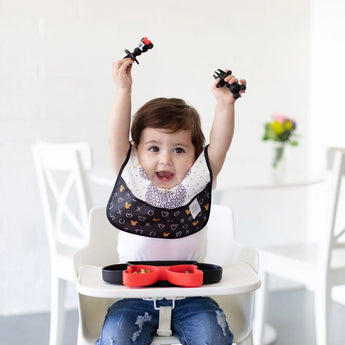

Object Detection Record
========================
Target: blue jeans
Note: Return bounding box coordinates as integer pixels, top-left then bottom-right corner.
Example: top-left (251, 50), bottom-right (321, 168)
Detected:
top-left (95, 297), bottom-right (233, 345)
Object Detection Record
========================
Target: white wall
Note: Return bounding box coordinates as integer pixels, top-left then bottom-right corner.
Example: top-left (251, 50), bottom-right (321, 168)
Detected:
top-left (309, 0), bottom-right (345, 171)
top-left (306, 0), bottom-right (345, 242)
top-left (1, 0), bottom-right (311, 315)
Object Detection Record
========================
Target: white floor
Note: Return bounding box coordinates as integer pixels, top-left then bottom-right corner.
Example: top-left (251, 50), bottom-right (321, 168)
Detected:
top-left (1, 288), bottom-right (345, 345)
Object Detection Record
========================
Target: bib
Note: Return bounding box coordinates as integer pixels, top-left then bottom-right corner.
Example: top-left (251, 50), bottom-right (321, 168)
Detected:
top-left (106, 143), bottom-right (212, 239)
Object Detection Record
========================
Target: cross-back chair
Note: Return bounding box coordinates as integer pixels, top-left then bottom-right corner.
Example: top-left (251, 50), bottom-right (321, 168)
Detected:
top-left (32, 140), bottom-right (93, 345)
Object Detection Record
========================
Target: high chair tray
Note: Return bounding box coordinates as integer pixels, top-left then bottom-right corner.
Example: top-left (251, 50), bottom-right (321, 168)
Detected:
top-left (77, 263), bottom-right (261, 298)
top-left (102, 261), bottom-right (223, 287)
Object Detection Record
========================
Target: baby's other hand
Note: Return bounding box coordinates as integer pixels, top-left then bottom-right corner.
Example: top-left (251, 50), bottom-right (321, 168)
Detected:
top-left (112, 58), bottom-right (133, 90)
top-left (212, 70), bottom-right (246, 104)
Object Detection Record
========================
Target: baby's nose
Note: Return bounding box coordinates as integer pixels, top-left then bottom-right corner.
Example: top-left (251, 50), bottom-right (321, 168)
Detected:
top-left (159, 152), bottom-right (172, 165)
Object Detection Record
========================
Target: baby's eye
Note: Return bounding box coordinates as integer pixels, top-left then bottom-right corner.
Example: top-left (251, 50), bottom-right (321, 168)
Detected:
top-left (149, 146), bottom-right (159, 152)
top-left (174, 147), bottom-right (185, 154)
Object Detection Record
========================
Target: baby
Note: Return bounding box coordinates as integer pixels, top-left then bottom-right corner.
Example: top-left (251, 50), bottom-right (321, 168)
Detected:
top-left (98, 57), bottom-right (246, 345)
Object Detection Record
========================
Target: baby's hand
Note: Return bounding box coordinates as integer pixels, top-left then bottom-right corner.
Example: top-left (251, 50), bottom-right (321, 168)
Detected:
top-left (112, 58), bottom-right (133, 90)
top-left (212, 70), bottom-right (246, 104)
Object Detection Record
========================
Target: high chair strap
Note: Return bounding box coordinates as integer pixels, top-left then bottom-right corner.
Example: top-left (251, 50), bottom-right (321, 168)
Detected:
top-left (143, 297), bottom-right (186, 337)
top-left (157, 306), bottom-right (173, 337)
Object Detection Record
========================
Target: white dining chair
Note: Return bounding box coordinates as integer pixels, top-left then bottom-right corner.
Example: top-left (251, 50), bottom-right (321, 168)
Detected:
top-left (254, 147), bottom-right (345, 345)
top-left (73, 204), bottom-right (260, 345)
top-left (32, 140), bottom-right (93, 345)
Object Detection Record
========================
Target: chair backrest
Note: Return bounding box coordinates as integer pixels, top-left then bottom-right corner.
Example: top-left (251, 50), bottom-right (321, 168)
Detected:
top-left (322, 148), bottom-right (345, 272)
top-left (206, 204), bottom-right (243, 266)
top-left (73, 206), bottom-right (119, 274)
top-left (32, 140), bottom-right (92, 250)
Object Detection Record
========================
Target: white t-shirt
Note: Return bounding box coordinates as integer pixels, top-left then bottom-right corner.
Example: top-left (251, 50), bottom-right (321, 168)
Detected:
top-left (117, 228), bottom-right (207, 262)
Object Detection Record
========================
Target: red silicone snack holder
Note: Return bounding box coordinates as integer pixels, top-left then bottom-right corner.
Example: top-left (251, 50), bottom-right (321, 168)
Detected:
top-left (122, 264), bottom-right (203, 287)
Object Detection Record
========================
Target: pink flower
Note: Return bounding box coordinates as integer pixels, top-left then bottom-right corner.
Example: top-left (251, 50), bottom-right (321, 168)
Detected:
top-left (273, 113), bottom-right (286, 123)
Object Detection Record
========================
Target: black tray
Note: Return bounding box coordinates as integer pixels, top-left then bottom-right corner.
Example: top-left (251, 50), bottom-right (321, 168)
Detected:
top-left (102, 260), bottom-right (222, 286)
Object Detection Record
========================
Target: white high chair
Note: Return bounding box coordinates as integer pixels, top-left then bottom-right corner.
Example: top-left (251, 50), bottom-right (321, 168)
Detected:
top-left (32, 140), bottom-right (92, 345)
top-left (254, 147), bottom-right (345, 345)
top-left (73, 204), bottom-right (260, 345)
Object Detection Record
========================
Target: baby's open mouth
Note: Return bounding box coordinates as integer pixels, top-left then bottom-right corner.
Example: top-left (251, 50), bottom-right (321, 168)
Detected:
top-left (156, 171), bottom-right (174, 181)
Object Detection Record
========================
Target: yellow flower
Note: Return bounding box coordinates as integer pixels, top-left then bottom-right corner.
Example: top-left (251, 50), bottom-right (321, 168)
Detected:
top-left (284, 120), bottom-right (293, 130)
top-left (270, 121), bottom-right (284, 135)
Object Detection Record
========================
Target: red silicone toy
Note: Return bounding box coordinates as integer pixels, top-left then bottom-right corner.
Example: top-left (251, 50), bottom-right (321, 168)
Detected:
top-left (122, 264), bottom-right (203, 288)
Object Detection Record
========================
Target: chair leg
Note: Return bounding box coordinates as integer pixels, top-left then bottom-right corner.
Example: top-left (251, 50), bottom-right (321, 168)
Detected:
top-left (49, 276), bottom-right (67, 345)
top-left (253, 271), bottom-right (269, 345)
top-left (314, 285), bottom-right (331, 345)
top-left (236, 330), bottom-right (254, 345)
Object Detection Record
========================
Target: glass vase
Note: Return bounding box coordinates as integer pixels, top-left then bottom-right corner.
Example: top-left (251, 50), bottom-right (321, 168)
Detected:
top-left (272, 142), bottom-right (285, 169)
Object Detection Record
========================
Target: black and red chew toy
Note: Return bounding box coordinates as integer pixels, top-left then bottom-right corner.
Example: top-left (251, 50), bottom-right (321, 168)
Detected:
top-left (124, 37), bottom-right (153, 64)
top-left (123, 40), bottom-right (245, 100)
top-left (213, 69), bottom-right (246, 99)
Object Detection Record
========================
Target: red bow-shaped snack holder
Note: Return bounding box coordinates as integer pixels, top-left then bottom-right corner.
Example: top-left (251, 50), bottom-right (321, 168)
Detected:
top-left (123, 264), bottom-right (203, 287)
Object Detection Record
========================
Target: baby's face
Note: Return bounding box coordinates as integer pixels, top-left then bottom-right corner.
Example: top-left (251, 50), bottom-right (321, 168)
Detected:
top-left (137, 127), bottom-right (195, 189)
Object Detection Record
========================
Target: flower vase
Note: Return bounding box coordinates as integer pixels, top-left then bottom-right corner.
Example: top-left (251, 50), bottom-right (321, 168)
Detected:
top-left (272, 142), bottom-right (286, 170)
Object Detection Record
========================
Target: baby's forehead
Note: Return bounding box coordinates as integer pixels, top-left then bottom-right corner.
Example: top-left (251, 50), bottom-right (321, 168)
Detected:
top-left (140, 127), bottom-right (193, 142)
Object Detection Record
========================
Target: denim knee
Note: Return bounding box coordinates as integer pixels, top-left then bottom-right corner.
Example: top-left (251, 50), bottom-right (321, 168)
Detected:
top-left (172, 297), bottom-right (233, 345)
top-left (95, 299), bottom-right (157, 345)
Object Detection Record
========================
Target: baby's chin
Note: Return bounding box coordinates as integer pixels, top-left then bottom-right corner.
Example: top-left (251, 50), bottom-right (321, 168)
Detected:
top-left (153, 180), bottom-right (177, 191)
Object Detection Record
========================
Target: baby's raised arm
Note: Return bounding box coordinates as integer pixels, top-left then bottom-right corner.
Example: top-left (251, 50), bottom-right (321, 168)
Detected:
top-left (208, 72), bottom-right (246, 178)
top-left (108, 58), bottom-right (134, 174)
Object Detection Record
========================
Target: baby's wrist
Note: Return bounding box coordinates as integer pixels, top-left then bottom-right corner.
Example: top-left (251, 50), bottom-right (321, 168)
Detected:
top-left (116, 86), bottom-right (132, 95)
top-left (216, 97), bottom-right (235, 107)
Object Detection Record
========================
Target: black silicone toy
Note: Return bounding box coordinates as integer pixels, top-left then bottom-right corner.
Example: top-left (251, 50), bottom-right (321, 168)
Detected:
top-left (213, 69), bottom-right (246, 99)
top-left (124, 37), bottom-right (153, 64)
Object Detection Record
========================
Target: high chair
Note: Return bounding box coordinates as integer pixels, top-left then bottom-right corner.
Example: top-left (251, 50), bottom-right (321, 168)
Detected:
top-left (73, 204), bottom-right (260, 345)
top-left (32, 140), bottom-right (92, 345)
top-left (254, 147), bottom-right (345, 345)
